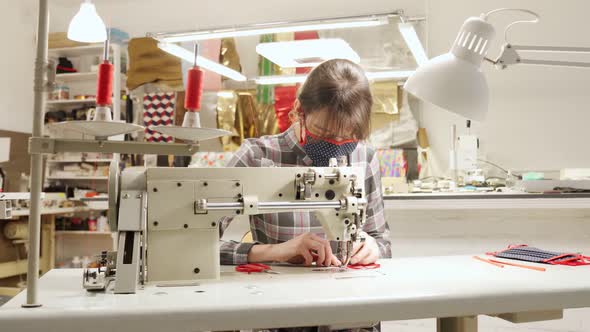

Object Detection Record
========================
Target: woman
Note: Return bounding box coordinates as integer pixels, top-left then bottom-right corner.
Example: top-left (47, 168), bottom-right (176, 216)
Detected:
top-left (220, 59), bottom-right (391, 268)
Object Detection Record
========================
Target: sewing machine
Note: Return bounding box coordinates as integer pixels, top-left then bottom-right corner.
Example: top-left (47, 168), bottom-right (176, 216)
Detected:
top-left (83, 163), bottom-right (367, 293)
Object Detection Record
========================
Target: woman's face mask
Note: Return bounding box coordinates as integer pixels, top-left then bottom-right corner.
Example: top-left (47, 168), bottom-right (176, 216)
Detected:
top-left (301, 125), bottom-right (358, 167)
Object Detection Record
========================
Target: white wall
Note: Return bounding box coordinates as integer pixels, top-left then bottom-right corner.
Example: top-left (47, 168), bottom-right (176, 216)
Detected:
top-left (4, 0), bottom-right (589, 174)
top-left (0, 0), bottom-right (425, 134)
top-left (423, 0), bottom-right (590, 173)
top-left (0, 1), bottom-right (37, 133)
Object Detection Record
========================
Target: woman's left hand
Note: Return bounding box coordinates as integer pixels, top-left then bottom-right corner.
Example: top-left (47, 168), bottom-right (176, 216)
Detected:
top-left (349, 233), bottom-right (380, 265)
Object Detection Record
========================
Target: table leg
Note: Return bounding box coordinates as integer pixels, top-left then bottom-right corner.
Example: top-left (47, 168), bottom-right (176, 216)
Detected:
top-left (437, 316), bottom-right (478, 332)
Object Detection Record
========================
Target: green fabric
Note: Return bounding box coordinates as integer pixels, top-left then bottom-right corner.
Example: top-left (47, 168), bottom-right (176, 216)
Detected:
top-left (257, 34), bottom-right (276, 105)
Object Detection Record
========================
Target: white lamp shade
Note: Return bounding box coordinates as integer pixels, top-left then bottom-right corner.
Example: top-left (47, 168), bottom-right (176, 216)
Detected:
top-left (67, 2), bottom-right (107, 43)
top-left (404, 52), bottom-right (489, 121)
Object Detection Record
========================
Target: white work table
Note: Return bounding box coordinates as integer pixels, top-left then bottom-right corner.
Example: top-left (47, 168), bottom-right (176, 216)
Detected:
top-left (1, 255), bottom-right (590, 332)
top-left (384, 192), bottom-right (590, 210)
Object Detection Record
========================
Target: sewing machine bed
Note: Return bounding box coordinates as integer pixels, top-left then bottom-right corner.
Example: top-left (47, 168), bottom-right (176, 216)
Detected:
top-left (1, 255), bottom-right (590, 332)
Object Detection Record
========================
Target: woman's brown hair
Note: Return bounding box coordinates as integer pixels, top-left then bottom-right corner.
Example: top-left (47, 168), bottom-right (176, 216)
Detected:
top-left (297, 59), bottom-right (373, 140)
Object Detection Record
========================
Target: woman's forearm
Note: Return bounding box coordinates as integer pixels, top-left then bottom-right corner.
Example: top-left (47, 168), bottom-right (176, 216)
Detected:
top-left (247, 244), bottom-right (279, 263)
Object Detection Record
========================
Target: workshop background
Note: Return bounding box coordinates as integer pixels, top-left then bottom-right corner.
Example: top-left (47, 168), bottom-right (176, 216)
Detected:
top-left (1, 1), bottom-right (590, 331)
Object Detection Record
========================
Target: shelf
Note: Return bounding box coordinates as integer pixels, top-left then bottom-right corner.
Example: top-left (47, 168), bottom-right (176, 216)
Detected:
top-left (47, 159), bottom-right (113, 163)
top-left (47, 176), bottom-right (108, 180)
top-left (46, 99), bottom-right (96, 107)
top-left (55, 72), bottom-right (97, 82)
top-left (49, 44), bottom-right (105, 58)
top-left (55, 231), bottom-right (113, 236)
top-left (9, 206), bottom-right (107, 217)
top-left (55, 72), bottom-right (126, 83)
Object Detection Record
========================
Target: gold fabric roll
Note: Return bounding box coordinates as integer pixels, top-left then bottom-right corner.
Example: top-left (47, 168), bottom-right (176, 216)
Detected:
top-left (216, 91), bottom-right (240, 151)
top-left (220, 38), bottom-right (242, 78)
top-left (127, 37), bottom-right (183, 90)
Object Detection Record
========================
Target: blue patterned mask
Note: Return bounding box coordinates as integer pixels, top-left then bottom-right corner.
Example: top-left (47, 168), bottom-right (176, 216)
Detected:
top-left (302, 129), bottom-right (358, 166)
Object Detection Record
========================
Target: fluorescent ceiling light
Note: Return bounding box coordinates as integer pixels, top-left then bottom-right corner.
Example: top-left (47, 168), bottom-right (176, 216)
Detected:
top-left (365, 70), bottom-right (415, 80)
top-left (254, 75), bottom-right (308, 85)
top-left (398, 23), bottom-right (428, 66)
top-left (255, 70), bottom-right (414, 85)
top-left (256, 39), bottom-right (360, 68)
top-left (158, 43), bottom-right (247, 81)
top-left (67, 1), bottom-right (107, 43)
top-left (156, 15), bottom-right (390, 43)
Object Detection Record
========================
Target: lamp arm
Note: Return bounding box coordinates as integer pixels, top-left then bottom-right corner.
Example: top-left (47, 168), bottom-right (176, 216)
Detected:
top-left (493, 43), bottom-right (590, 69)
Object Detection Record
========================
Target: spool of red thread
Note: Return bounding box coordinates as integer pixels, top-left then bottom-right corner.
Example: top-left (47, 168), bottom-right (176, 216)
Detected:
top-left (184, 66), bottom-right (203, 111)
top-left (96, 61), bottom-right (114, 106)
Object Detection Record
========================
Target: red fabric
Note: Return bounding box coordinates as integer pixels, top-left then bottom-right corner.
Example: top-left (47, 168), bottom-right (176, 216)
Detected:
top-left (96, 61), bottom-right (114, 106)
top-left (273, 31), bottom-right (319, 132)
top-left (184, 67), bottom-right (203, 111)
top-left (347, 263), bottom-right (381, 270)
top-left (274, 85), bottom-right (298, 132)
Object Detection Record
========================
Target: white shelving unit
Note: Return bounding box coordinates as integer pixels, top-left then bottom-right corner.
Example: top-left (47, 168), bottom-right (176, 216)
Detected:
top-left (55, 72), bottom-right (97, 82)
top-left (45, 43), bottom-right (126, 268)
top-left (46, 176), bottom-right (108, 180)
top-left (55, 231), bottom-right (113, 236)
top-left (46, 98), bottom-right (97, 107)
top-left (49, 45), bottom-right (108, 58)
top-left (47, 159), bottom-right (113, 163)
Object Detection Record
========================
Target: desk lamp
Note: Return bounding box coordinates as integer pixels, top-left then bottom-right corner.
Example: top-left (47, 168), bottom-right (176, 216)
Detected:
top-left (404, 8), bottom-right (590, 120)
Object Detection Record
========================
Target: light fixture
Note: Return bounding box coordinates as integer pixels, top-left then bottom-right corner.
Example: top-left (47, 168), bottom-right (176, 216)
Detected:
top-left (152, 13), bottom-right (395, 43)
top-left (254, 74), bottom-right (307, 85)
top-left (365, 70), bottom-right (415, 81)
top-left (256, 39), bottom-right (361, 68)
top-left (67, 0), bottom-right (107, 43)
top-left (254, 70), bottom-right (415, 85)
top-left (404, 8), bottom-right (590, 121)
top-left (398, 22), bottom-right (428, 66)
top-left (158, 43), bottom-right (247, 81)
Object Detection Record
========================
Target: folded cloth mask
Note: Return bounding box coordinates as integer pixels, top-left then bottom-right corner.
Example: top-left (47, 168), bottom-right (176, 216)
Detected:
top-left (301, 128), bottom-right (358, 167)
top-left (487, 244), bottom-right (590, 266)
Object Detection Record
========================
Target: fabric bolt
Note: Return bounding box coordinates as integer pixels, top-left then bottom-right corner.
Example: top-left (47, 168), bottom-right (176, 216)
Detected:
top-left (190, 152), bottom-right (233, 168)
top-left (218, 126), bottom-right (391, 266)
top-left (376, 149), bottom-right (406, 178)
top-left (127, 38), bottom-right (183, 90)
top-left (489, 245), bottom-right (590, 265)
top-left (257, 34), bottom-right (278, 105)
top-left (143, 92), bottom-right (175, 143)
top-left (274, 86), bottom-right (298, 133)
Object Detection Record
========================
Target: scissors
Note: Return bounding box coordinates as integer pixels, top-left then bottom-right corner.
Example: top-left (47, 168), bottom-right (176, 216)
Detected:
top-left (235, 263), bottom-right (280, 274)
top-left (347, 263), bottom-right (381, 270)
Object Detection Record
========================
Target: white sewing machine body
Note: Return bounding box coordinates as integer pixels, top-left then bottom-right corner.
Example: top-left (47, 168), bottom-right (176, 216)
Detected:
top-left (88, 165), bottom-right (367, 293)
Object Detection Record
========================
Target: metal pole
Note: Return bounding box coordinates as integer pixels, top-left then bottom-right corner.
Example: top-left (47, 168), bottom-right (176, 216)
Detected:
top-left (204, 200), bottom-right (342, 211)
top-left (23, 0), bottom-right (49, 308)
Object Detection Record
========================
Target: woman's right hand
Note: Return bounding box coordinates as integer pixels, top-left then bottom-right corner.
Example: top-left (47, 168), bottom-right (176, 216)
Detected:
top-left (248, 233), bottom-right (341, 266)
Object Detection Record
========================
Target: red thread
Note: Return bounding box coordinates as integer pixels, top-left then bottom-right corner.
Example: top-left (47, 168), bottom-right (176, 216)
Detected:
top-left (96, 61), bottom-right (113, 106)
top-left (184, 66), bottom-right (203, 111)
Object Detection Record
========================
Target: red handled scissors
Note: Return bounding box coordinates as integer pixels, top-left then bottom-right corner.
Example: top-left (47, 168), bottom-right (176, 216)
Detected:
top-left (235, 263), bottom-right (280, 274)
top-left (347, 263), bottom-right (381, 270)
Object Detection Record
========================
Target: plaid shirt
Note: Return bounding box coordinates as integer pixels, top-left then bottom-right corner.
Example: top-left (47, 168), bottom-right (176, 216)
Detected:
top-left (220, 126), bottom-right (391, 265)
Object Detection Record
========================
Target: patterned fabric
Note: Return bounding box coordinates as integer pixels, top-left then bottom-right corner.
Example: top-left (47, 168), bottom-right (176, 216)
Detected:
top-left (190, 152), bottom-right (233, 168)
top-left (143, 92), bottom-right (175, 142)
top-left (219, 125), bottom-right (391, 265)
top-left (376, 149), bottom-right (406, 178)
